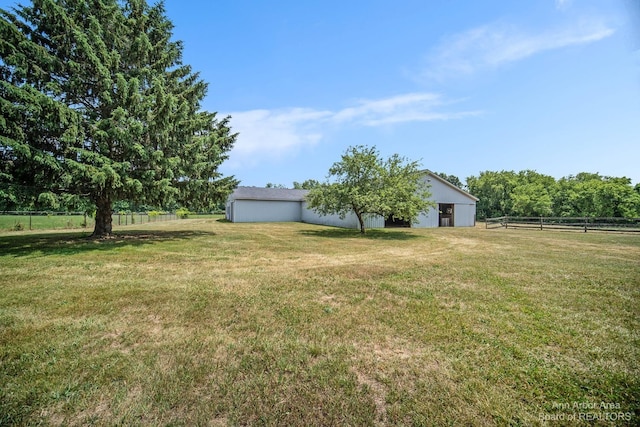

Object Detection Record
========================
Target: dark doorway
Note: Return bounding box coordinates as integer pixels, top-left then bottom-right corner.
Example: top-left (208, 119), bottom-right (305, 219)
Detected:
top-left (385, 215), bottom-right (411, 228)
top-left (439, 203), bottom-right (454, 227)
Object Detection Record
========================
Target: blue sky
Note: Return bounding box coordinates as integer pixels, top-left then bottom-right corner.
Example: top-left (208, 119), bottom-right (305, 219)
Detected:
top-left (3, 0), bottom-right (639, 186)
top-left (165, 0), bottom-right (640, 187)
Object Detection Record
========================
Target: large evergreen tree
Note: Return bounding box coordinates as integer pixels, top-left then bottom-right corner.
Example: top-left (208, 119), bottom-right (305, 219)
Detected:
top-left (0, 0), bottom-right (237, 236)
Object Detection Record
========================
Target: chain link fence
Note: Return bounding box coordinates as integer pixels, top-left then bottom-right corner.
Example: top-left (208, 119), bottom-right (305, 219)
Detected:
top-left (0, 211), bottom-right (178, 232)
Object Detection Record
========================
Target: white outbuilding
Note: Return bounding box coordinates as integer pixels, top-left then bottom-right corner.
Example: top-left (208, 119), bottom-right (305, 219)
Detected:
top-left (225, 171), bottom-right (478, 229)
top-left (414, 172), bottom-right (479, 228)
top-left (225, 187), bottom-right (310, 223)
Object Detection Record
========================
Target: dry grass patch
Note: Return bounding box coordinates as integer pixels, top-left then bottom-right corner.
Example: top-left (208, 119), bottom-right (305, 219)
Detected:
top-left (1, 219), bottom-right (639, 425)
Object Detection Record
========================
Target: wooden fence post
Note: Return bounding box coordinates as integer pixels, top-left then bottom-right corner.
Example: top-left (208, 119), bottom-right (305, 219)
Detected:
top-left (540, 216), bottom-right (543, 231)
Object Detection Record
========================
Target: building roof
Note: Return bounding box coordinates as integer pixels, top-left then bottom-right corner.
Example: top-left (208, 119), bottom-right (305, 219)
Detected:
top-left (229, 171), bottom-right (478, 204)
top-left (423, 170), bottom-right (480, 202)
top-left (229, 186), bottom-right (310, 202)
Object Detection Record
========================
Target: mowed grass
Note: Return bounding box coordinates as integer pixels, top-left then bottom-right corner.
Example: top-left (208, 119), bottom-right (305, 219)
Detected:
top-left (0, 219), bottom-right (638, 426)
top-left (0, 212), bottom-right (191, 232)
top-left (0, 214), bottom-right (93, 232)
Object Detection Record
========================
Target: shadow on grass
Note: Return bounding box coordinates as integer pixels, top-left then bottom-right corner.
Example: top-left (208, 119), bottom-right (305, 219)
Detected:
top-left (0, 229), bottom-right (216, 258)
top-left (299, 227), bottom-right (421, 240)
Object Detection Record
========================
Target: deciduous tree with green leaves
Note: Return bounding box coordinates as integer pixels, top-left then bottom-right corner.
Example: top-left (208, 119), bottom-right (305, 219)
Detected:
top-left (306, 145), bottom-right (433, 233)
top-left (509, 170), bottom-right (555, 217)
top-left (467, 170), bottom-right (640, 219)
top-left (466, 170), bottom-right (518, 219)
top-left (553, 173), bottom-right (640, 218)
top-left (0, 0), bottom-right (237, 236)
top-left (293, 179), bottom-right (320, 190)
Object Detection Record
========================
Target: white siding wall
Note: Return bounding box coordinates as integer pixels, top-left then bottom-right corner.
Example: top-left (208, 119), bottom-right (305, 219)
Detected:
top-left (363, 214), bottom-right (385, 229)
top-left (301, 202), bottom-right (384, 229)
top-left (414, 205), bottom-right (475, 228)
top-left (453, 204), bottom-right (476, 227)
top-left (226, 201), bottom-right (233, 222)
top-left (424, 176), bottom-right (474, 204)
top-left (414, 206), bottom-right (439, 228)
top-left (411, 176), bottom-right (477, 228)
top-left (227, 174), bottom-right (476, 228)
top-left (232, 200), bottom-right (302, 222)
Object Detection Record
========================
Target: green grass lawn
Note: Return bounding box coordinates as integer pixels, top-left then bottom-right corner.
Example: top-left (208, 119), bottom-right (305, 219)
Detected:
top-left (0, 213), bottom-right (93, 232)
top-left (0, 212), bottom-right (184, 232)
top-left (1, 219), bottom-right (638, 426)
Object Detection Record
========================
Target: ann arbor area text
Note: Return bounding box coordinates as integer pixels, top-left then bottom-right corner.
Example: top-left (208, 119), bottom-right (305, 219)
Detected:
top-left (551, 401), bottom-right (621, 410)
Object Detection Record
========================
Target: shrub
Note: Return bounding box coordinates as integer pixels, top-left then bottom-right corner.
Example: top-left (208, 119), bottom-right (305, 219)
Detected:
top-left (176, 207), bottom-right (191, 219)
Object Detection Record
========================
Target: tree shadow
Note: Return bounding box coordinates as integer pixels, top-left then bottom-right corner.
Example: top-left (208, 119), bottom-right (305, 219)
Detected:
top-left (0, 229), bottom-right (216, 258)
top-left (299, 227), bottom-right (421, 241)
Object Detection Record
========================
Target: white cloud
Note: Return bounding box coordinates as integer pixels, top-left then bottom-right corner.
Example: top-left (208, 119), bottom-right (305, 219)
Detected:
top-left (333, 93), bottom-right (440, 125)
top-left (555, 0), bottom-right (572, 11)
top-left (225, 93), bottom-right (480, 167)
top-left (224, 108), bottom-right (331, 167)
top-left (422, 20), bottom-right (615, 80)
top-left (334, 93), bottom-right (481, 126)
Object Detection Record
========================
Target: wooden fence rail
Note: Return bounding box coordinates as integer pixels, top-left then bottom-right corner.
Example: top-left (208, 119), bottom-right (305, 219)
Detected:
top-left (485, 216), bottom-right (640, 232)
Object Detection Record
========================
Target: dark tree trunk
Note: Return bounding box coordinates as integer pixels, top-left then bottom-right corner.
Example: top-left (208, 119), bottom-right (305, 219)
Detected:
top-left (355, 210), bottom-right (366, 234)
top-left (93, 195), bottom-right (113, 237)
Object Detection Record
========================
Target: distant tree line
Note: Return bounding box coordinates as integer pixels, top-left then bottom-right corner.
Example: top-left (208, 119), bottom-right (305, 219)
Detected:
top-left (466, 171), bottom-right (640, 219)
top-left (266, 170), bottom-right (640, 221)
top-left (264, 180), bottom-right (321, 190)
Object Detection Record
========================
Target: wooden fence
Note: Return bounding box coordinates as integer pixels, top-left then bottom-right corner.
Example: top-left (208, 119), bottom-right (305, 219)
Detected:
top-left (485, 216), bottom-right (640, 232)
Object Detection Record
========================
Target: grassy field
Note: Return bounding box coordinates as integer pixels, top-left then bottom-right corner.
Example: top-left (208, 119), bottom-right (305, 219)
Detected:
top-left (0, 213), bottom-right (93, 232)
top-left (0, 218), bottom-right (638, 426)
top-left (0, 213), bottom-right (191, 232)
